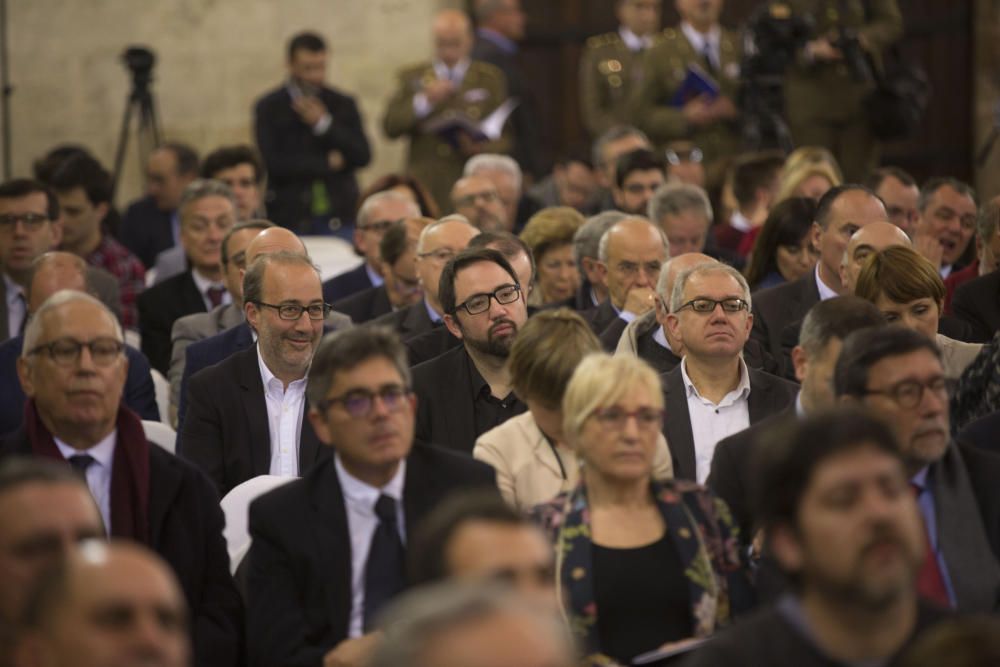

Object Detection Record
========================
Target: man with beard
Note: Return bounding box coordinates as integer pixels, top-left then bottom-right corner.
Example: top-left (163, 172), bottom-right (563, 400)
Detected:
top-left (686, 408), bottom-right (947, 666)
top-left (835, 325), bottom-right (1000, 612)
top-left (411, 249), bottom-right (528, 453)
top-left (178, 252), bottom-right (329, 496)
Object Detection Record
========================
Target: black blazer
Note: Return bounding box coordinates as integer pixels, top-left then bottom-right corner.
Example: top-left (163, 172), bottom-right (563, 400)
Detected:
top-left (403, 326), bottom-right (462, 367)
top-left (957, 410), bottom-right (1000, 456)
top-left (177, 322), bottom-right (255, 430)
top-left (118, 195), bottom-right (174, 269)
top-left (178, 345), bottom-right (326, 496)
top-left (750, 274), bottom-right (820, 378)
top-left (244, 445), bottom-right (496, 667)
top-left (138, 270), bottom-right (208, 375)
top-left (322, 263), bottom-right (374, 304)
top-left (660, 365), bottom-right (799, 481)
top-left (254, 84), bottom-right (371, 231)
top-left (370, 300), bottom-right (440, 341)
top-left (331, 285), bottom-right (392, 325)
top-left (0, 432), bottom-right (244, 667)
top-left (581, 300), bottom-right (622, 339)
top-left (952, 270), bottom-right (1000, 343)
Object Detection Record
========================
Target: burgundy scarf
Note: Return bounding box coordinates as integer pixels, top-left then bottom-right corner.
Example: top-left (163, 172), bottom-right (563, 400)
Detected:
top-left (24, 399), bottom-right (151, 541)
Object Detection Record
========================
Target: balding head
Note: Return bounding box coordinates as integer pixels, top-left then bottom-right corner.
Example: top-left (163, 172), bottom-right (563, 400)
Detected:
top-left (840, 221), bottom-right (911, 295)
top-left (27, 252), bottom-right (88, 312)
top-left (655, 252), bottom-right (715, 303)
top-left (597, 217), bottom-right (668, 311)
top-left (433, 9), bottom-right (473, 67)
top-left (244, 227), bottom-right (307, 266)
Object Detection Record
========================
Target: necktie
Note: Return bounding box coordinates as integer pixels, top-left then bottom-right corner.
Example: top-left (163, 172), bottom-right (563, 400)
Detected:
top-left (67, 453), bottom-right (96, 480)
top-left (363, 494), bottom-right (405, 631)
top-left (702, 42), bottom-right (717, 75)
top-left (205, 286), bottom-right (226, 308)
top-left (911, 483), bottom-right (951, 608)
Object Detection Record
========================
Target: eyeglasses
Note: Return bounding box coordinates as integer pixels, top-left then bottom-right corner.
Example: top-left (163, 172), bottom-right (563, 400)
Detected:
top-left (591, 406), bottom-right (663, 430)
top-left (28, 337), bottom-right (124, 367)
top-left (454, 191), bottom-right (499, 208)
top-left (318, 385), bottom-right (412, 418)
top-left (862, 377), bottom-right (948, 409)
top-left (252, 301), bottom-right (331, 320)
top-left (0, 213), bottom-right (48, 230)
top-left (417, 248), bottom-right (457, 263)
top-left (666, 147), bottom-right (704, 165)
top-left (358, 219), bottom-right (398, 234)
top-left (676, 298), bottom-right (749, 314)
top-left (452, 284), bottom-right (521, 316)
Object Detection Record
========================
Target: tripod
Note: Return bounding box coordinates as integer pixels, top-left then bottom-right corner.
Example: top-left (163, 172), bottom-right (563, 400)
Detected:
top-left (111, 48), bottom-right (161, 203)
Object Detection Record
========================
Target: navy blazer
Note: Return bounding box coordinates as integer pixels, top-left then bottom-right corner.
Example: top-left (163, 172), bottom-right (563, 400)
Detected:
top-left (177, 322), bottom-right (255, 429)
top-left (119, 195), bottom-right (175, 269)
top-left (0, 335), bottom-right (159, 436)
top-left (330, 284), bottom-right (391, 324)
top-left (322, 263), bottom-right (374, 304)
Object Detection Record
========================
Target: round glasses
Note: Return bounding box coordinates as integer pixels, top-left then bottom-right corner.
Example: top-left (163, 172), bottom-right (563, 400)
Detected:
top-left (28, 337), bottom-right (124, 367)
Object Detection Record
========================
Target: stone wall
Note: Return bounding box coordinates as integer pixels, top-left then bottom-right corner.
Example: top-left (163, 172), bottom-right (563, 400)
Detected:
top-left (974, 0), bottom-right (1000, 199)
top-left (2, 0), bottom-right (454, 204)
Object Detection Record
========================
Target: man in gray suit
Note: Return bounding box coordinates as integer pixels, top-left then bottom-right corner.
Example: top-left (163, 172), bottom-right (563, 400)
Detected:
top-left (836, 324), bottom-right (1000, 612)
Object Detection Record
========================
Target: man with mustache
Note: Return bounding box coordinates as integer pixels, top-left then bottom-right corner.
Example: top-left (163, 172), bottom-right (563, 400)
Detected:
top-left (411, 248), bottom-right (529, 453)
top-left (834, 325), bottom-right (1000, 612)
top-left (179, 252), bottom-right (328, 496)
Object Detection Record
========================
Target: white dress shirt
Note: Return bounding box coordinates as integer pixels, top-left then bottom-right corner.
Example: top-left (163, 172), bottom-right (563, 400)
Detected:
top-left (257, 347), bottom-right (307, 478)
top-left (729, 210), bottom-right (753, 234)
top-left (680, 21), bottom-right (721, 71)
top-left (939, 263), bottom-right (953, 279)
top-left (190, 269), bottom-right (231, 312)
top-left (54, 431), bottom-right (116, 533)
top-left (619, 26), bottom-right (653, 52)
top-left (814, 264), bottom-right (839, 302)
top-left (335, 455), bottom-right (407, 638)
top-left (681, 357), bottom-right (751, 484)
top-left (4, 273), bottom-right (26, 339)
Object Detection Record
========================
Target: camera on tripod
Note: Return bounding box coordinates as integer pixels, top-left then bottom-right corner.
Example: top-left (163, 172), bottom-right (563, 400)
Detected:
top-left (122, 46), bottom-right (156, 92)
top-left (111, 45), bottom-right (161, 200)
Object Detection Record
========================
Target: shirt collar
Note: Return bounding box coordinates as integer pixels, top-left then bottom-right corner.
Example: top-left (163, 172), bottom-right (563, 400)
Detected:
top-left (423, 298), bottom-right (443, 323)
top-left (653, 326), bottom-right (674, 353)
top-left (335, 453), bottom-right (406, 505)
top-left (433, 58), bottom-right (471, 82)
top-left (814, 264), bottom-right (839, 301)
top-left (364, 263), bottom-right (385, 288)
top-left (53, 430), bottom-right (117, 468)
top-left (618, 26), bottom-right (652, 52)
top-left (256, 344), bottom-right (307, 394)
top-left (794, 392), bottom-right (807, 418)
top-left (190, 268), bottom-right (226, 296)
top-left (911, 466), bottom-right (930, 492)
top-left (3, 272), bottom-right (23, 304)
top-left (477, 27), bottom-right (518, 54)
top-left (680, 356), bottom-right (751, 404)
top-left (939, 263), bottom-right (953, 279)
top-left (680, 21), bottom-right (720, 53)
top-left (729, 210), bottom-right (753, 233)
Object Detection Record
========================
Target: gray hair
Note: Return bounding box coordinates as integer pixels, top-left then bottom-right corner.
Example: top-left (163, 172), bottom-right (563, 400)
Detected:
top-left (357, 190), bottom-right (420, 229)
top-left (977, 198), bottom-right (1000, 241)
top-left (917, 177), bottom-right (976, 213)
top-left (416, 215), bottom-right (475, 254)
top-left (22, 290), bottom-right (123, 359)
top-left (591, 124), bottom-right (649, 170)
top-left (369, 582), bottom-right (575, 667)
top-left (306, 326), bottom-right (411, 409)
top-left (647, 181), bottom-right (713, 225)
top-left (573, 211), bottom-right (626, 266)
top-left (242, 251), bottom-right (321, 308)
top-left (596, 216), bottom-right (668, 263)
top-left (655, 255), bottom-right (716, 302)
top-left (178, 178), bottom-right (236, 227)
top-left (669, 263), bottom-right (752, 313)
top-left (464, 154), bottom-right (523, 193)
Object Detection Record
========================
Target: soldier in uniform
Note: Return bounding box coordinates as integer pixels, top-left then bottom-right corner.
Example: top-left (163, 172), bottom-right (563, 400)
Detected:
top-left (579, 0), bottom-right (663, 138)
top-left (634, 0), bottom-right (742, 191)
top-left (383, 9), bottom-right (511, 212)
top-left (783, 0), bottom-right (903, 182)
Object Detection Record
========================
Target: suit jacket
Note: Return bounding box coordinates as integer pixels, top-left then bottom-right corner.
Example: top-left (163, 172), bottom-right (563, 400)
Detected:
top-left (254, 84), bottom-right (371, 231)
top-left (661, 364), bottom-right (799, 481)
top-left (322, 263), bottom-right (375, 304)
top-left (244, 445), bottom-right (496, 667)
top-left (581, 300), bottom-right (622, 339)
top-left (412, 345), bottom-right (526, 454)
top-left (0, 431), bottom-right (244, 667)
top-left (952, 270), bottom-right (1000, 343)
top-left (152, 245), bottom-right (188, 285)
top-left (331, 285), bottom-right (392, 325)
top-left (957, 410), bottom-right (1000, 456)
top-left (370, 300), bottom-right (440, 341)
top-left (0, 335), bottom-right (159, 436)
top-left (119, 195), bottom-right (175, 269)
top-left (138, 270), bottom-right (208, 375)
top-left (750, 273), bottom-right (821, 379)
top-left (178, 345), bottom-right (326, 496)
top-left (403, 325), bottom-right (461, 367)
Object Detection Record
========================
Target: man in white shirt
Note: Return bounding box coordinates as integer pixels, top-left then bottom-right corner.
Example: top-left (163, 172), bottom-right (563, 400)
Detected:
top-left (663, 261), bottom-right (798, 482)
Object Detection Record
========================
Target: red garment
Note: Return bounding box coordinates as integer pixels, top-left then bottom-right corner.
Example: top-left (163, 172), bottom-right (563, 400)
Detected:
top-left (737, 226), bottom-right (763, 258)
top-left (85, 235), bottom-right (146, 329)
top-left (912, 483), bottom-right (951, 608)
top-left (943, 260), bottom-right (978, 315)
top-left (714, 223), bottom-right (749, 256)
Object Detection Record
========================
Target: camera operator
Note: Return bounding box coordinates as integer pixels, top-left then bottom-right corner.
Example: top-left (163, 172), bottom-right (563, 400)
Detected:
top-left (783, 0), bottom-right (903, 182)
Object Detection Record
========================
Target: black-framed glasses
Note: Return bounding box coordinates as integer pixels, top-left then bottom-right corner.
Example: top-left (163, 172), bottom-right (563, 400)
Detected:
top-left (862, 377), bottom-right (948, 410)
top-left (317, 385), bottom-right (412, 418)
top-left (28, 337), bottom-right (124, 367)
top-left (677, 298), bottom-right (749, 314)
top-left (591, 406), bottom-right (664, 430)
top-left (452, 284), bottom-right (521, 316)
top-left (252, 301), bottom-right (331, 321)
top-left (0, 213), bottom-right (48, 230)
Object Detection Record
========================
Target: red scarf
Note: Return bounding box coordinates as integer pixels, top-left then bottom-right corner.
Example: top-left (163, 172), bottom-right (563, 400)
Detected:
top-left (24, 400), bottom-right (151, 541)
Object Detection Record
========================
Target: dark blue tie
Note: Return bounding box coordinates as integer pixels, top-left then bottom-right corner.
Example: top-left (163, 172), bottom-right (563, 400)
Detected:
top-left (67, 453), bottom-right (95, 479)
top-left (363, 494), bottom-right (405, 631)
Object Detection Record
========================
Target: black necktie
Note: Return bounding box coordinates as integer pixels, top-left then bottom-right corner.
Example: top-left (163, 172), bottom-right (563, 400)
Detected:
top-left (702, 42), bottom-right (717, 75)
top-left (363, 494), bottom-right (405, 631)
top-left (67, 453), bottom-right (96, 480)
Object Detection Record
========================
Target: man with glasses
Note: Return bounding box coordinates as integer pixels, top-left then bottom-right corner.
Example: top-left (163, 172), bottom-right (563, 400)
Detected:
top-left (0, 290), bottom-right (242, 667)
top-left (245, 326), bottom-right (494, 667)
top-left (411, 248), bottom-right (528, 453)
top-left (835, 324), bottom-right (1000, 612)
top-left (450, 175), bottom-right (508, 231)
top-left (322, 191), bottom-right (421, 304)
top-left (179, 252), bottom-right (328, 496)
top-left (662, 262), bottom-right (797, 482)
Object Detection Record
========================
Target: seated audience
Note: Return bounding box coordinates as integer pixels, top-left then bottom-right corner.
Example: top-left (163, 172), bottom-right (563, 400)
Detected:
top-left (611, 148), bottom-right (665, 216)
top-left (518, 207), bottom-right (584, 307)
top-left (449, 175), bottom-right (508, 232)
top-left (867, 166), bottom-right (920, 237)
top-left (743, 197), bottom-right (818, 291)
top-left (360, 172), bottom-right (440, 219)
top-left (464, 154), bottom-right (538, 231)
top-left (951, 198), bottom-right (1000, 339)
top-left (531, 353), bottom-right (750, 666)
top-left (527, 152), bottom-right (598, 213)
top-left (647, 181), bottom-right (715, 259)
top-left (838, 220), bottom-right (911, 295)
top-left (914, 177), bottom-right (977, 280)
top-left (664, 140), bottom-right (707, 188)
top-left (571, 210), bottom-right (625, 311)
top-left (714, 151), bottom-right (785, 256)
top-left (590, 125), bottom-right (652, 212)
top-left (774, 154), bottom-right (842, 204)
top-left (244, 326), bottom-right (494, 667)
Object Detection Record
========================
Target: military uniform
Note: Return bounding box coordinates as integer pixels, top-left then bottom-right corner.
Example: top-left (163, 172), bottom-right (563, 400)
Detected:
top-left (578, 29), bottom-right (662, 137)
top-left (383, 60), bottom-right (511, 212)
top-left (634, 25), bottom-right (743, 189)
top-left (784, 0), bottom-right (903, 181)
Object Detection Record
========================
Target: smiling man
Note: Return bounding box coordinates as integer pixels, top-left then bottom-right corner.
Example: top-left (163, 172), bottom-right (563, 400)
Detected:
top-left (914, 178), bottom-right (977, 279)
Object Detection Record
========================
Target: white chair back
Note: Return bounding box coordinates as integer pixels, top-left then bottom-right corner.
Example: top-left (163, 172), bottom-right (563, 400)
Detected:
top-left (150, 368), bottom-right (170, 423)
top-left (220, 475), bottom-right (296, 575)
top-left (301, 235), bottom-right (363, 282)
top-left (141, 419), bottom-right (176, 455)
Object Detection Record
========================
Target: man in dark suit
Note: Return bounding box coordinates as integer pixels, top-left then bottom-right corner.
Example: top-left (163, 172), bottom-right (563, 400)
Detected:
top-left (254, 31), bottom-right (371, 234)
top-left (837, 325), bottom-right (1000, 612)
top-left (662, 262), bottom-right (798, 482)
top-left (138, 180), bottom-right (237, 374)
top-left (412, 248), bottom-right (529, 453)
top-left (752, 184), bottom-right (889, 376)
top-left (709, 296), bottom-right (886, 541)
top-left (952, 270), bottom-right (1000, 343)
top-left (2, 290), bottom-right (242, 667)
top-left (245, 326), bottom-right (495, 667)
top-left (179, 252), bottom-right (328, 496)
top-left (119, 143), bottom-right (199, 268)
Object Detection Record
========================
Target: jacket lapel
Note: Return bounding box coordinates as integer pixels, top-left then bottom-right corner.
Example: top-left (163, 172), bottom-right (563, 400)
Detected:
top-left (146, 450), bottom-right (184, 548)
top-left (443, 348), bottom-right (477, 450)
top-left (298, 413), bottom-right (327, 474)
top-left (747, 369), bottom-right (772, 423)
top-left (662, 368), bottom-right (697, 481)
top-left (0, 279), bottom-right (9, 344)
top-left (401, 302), bottom-right (434, 338)
top-left (236, 346), bottom-right (272, 476)
top-left (309, 461), bottom-right (353, 637)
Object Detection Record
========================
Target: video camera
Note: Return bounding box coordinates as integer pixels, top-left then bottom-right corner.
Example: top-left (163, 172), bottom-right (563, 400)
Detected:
top-left (121, 46), bottom-right (156, 93)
